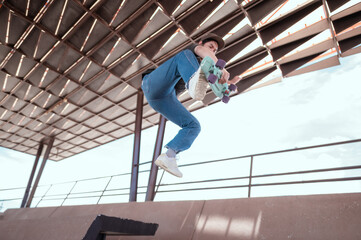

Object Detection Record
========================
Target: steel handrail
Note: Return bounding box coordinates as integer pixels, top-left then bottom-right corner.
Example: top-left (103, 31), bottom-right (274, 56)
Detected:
top-left (1, 138), bottom-right (361, 207)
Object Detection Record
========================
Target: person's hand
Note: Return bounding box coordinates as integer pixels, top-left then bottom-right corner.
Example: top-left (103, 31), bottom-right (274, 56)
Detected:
top-left (219, 69), bottom-right (230, 84)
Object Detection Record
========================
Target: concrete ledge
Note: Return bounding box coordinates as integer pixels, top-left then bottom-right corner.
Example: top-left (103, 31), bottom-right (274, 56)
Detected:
top-left (1, 193), bottom-right (361, 240)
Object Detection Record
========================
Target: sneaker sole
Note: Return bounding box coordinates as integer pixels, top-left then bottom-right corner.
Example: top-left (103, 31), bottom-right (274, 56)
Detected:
top-left (155, 160), bottom-right (182, 178)
top-left (195, 72), bottom-right (208, 100)
top-left (188, 68), bottom-right (208, 101)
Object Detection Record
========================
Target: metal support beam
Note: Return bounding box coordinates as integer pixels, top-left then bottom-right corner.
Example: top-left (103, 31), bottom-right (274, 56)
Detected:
top-left (20, 141), bottom-right (44, 208)
top-left (25, 137), bottom-right (54, 208)
top-left (129, 90), bottom-right (144, 202)
top-left (145, 115), bottom-right (167, 201)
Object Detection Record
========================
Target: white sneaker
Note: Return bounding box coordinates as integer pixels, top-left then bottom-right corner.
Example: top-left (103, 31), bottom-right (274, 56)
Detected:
top-left (187, 67), bottom-right (208, 101)
top-left (155, 153), bottom-right (183, 178)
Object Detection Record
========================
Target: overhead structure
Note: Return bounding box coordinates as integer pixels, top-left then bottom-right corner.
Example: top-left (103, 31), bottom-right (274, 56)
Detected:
top-left (0, 0), bottom-right (361, 161)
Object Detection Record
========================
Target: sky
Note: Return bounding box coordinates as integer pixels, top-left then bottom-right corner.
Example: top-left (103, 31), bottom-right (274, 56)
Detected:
top-left (1, 52), bottom-right (361, 212)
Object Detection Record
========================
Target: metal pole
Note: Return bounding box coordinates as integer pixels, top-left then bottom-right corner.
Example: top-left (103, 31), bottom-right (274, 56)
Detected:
top-left (248, 156), bottom-right (254, 198)
top-left (129, 90), bottom-right (144, 202)
top-left (25, 137), bottom-right (54, 208)
top-left (145, 115), bottom-right (167, 201)
top-left (20, 141), bottom-right (44, 208)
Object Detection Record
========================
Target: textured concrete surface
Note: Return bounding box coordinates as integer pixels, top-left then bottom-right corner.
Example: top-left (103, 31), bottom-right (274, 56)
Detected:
top-left (1, 193), bottom-right (361, 240)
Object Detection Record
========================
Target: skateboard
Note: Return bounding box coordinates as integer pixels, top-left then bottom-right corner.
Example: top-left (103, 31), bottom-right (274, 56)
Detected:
top-left (200, 56), bottom-right (237, 103)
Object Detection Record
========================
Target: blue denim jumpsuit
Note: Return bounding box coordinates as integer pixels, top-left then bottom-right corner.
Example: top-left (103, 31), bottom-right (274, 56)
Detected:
top-left (141, 49), bottom-right (201, 153)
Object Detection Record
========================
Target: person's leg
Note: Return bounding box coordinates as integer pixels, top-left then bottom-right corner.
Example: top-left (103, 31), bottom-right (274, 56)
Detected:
top-left (147, 91), bottom-right (200, 178)
top-left (176, 49), bottom-right (200, 86)
top-left (141, 49), bottom-right (203, 177)
top-left (146, 91), bottom-right (201, 153)
top-left (142, 49), bottom-right (200, 101)
top-left (177, 49), bottom-right (208, 100)
top-left (142, 49), bottom-right (202, 152)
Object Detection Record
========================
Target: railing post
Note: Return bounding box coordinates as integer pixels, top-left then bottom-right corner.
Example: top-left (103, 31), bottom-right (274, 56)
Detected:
top-left (129, 90), bottom-right (143, 202)
top-left (35, 184), bottom-right (53, 208)
top-left (61, 181), bottom-right (78, 206)
top-left (21, 141), bottom-right (44, 208)
top-left (25, 137), bottom-right (54, 208)
top-left (248, 156), bottom-right (254, 198)
top-left (97, 176), bottom-right (113, 204)
top-left (146, 115), bottom-right (167, 201)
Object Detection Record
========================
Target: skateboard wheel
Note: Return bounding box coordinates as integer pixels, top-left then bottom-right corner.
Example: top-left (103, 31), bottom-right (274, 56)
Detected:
top-left (222, 95), bottom-right (230, 103)
top-left (208, 74), bottom-right (217, 84)
top-left (229, 84), bottom-right (237, 91)
top-left (216, 59), bottom-right (226, 69)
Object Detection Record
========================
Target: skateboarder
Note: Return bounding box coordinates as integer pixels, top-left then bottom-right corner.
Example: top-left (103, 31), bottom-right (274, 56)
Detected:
top-left (141, 33), bottom-right (241, 177)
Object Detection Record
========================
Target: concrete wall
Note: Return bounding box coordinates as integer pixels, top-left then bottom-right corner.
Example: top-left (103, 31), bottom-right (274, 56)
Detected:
top-left (1, 193), bottom-right (361, 239)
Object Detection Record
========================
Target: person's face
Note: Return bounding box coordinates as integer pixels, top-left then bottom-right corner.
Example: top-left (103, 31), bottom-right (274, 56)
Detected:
top-left (201, 40), bottom-right (219, 53)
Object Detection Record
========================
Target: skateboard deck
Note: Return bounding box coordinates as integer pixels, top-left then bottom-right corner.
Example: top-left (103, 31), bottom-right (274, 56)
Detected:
top-left (200, 56), bottom-right (237, 103)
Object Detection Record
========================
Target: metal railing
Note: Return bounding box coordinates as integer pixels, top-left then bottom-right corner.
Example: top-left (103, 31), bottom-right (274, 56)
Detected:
top-left (1, 139), bottom-right (361, 209)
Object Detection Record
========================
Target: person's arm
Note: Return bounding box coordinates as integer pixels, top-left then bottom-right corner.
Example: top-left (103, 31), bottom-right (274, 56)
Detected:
top-left (194, 45), bottom-right (230, 84)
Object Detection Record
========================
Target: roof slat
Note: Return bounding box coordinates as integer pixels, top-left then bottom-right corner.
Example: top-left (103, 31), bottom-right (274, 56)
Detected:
top-left (246, 0), bottom-right (287, 26)
top-left (258, 0), bottom-right (322, 44)
top-left (179, 0), bottom-right (223, 34)
top-left (236, 66), bottom-right (277, 93)
top-left (332, 8), bottom-right (361, 34)
top-left (280, 50), bottom-right (327, 76)
top-left (326, 0), bottom-right (350, 12)
top-left (339, 33), bottom-right (361, 53)
top-left (286, 55), bottom-right (340, 77)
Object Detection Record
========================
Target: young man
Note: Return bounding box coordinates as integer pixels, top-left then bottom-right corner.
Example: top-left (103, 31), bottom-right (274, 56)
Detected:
top-left (141, 33), bottom-right (240, 177)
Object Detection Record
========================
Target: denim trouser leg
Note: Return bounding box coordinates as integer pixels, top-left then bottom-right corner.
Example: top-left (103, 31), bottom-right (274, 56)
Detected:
top-left (141, 50), bottom-right (201, 153)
